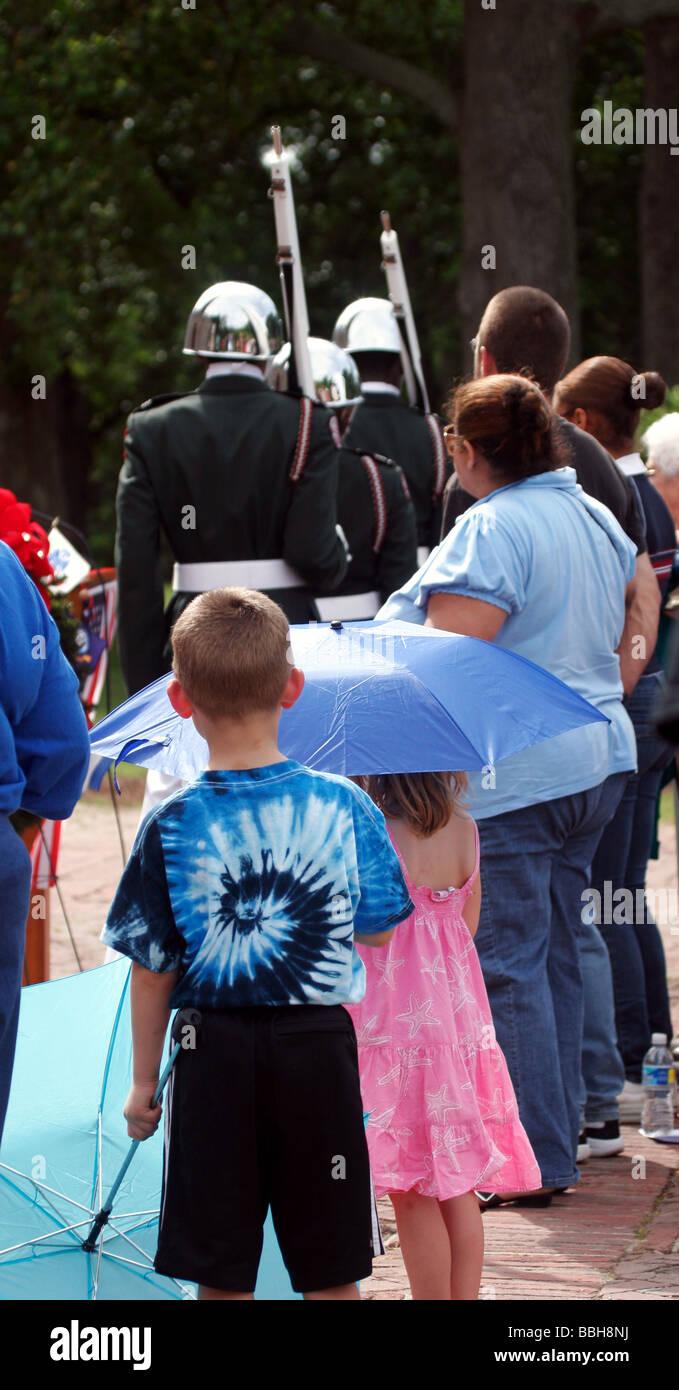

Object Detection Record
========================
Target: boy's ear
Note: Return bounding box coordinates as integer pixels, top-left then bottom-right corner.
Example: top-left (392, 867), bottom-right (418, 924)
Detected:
top-left (167, 677), bottom-right (194, 720)
top-left (280, 666), bottom-right (305, 710)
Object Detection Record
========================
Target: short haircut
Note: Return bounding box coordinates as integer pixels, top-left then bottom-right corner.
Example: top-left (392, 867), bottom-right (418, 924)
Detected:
top-left (478, 287), bottom-right (571, 394)
top-left (642, 412), bottom-right (679, 479)
top-left (171, 588), bottom-right (291, 719)
top-left (351, 350), bottom-right (403, 385)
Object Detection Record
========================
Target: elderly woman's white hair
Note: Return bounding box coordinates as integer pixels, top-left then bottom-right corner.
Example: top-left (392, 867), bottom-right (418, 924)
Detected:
top-left (642, 412), bottom-right (679, 479)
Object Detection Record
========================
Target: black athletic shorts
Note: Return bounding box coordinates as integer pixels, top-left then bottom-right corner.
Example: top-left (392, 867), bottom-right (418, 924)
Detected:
top-left (154, 1004), bottom-right (375, 1294)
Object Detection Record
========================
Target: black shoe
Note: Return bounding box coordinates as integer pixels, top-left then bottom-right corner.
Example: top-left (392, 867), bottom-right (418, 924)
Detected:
top-left (584, 1120), bottom-right (624, 1157)
top-left (475, 1190), bottom-right (553, 1210)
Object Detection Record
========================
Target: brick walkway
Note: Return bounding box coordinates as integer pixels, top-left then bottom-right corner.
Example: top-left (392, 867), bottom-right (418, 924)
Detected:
top-left (50, 781), bottom-right (679, 1301)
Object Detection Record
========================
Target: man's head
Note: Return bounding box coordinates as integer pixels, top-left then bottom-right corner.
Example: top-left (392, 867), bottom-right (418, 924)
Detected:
top-left (474, 287), bottom-right (571, 395)
top-left (168, 588), bottom-right (302, 730)
top-left (351, 351), bottom-right (403, 388)
top-left (642, 412), bottom-right (679, 528)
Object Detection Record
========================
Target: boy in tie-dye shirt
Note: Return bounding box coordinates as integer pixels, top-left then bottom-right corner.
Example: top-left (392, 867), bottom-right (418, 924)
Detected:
top-left (102, 588), bottom-right (413, 1300)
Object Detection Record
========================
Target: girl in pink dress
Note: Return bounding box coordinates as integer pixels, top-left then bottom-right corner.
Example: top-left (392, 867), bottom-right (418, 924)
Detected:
top-left (349, 771), bottom-right (541, 1300)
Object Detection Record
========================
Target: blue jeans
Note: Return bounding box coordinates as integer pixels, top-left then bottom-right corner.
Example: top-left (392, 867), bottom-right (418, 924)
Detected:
top-left (590, 672), bottom-right (674, 1081)
top-left (475, 772), bottom-right (627, 1189)
top-left (0, 816), bottom-right (32, 1147)
top-left (579, 918), bottom-right (624, 1125)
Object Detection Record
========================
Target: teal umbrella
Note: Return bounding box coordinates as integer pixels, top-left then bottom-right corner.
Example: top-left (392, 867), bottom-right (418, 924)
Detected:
top-left (0, 960), bottom-right (299, 1300)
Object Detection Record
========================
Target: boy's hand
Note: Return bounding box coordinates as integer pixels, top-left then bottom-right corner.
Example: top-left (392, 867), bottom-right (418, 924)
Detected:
top-left (124, 1083), bottom-right (162, 1141)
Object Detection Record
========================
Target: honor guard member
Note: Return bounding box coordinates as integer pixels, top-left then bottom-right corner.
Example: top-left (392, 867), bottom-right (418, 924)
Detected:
top-left (333, 298), bottom-right (448, 564)
top-left (271, 338), bottom-right (417, 621)
top-left (115, 282), bottom-right (348, 698)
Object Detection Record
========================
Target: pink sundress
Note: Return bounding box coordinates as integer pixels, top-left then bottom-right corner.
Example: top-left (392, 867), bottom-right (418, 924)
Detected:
top-left (349, 823), bottom-right (541, 1200)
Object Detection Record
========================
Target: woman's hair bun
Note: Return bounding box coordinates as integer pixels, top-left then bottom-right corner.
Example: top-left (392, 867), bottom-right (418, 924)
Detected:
top-left (629, 371), bottom-right (666, 412)
top-left (504, 378), bottom-right (550, 441)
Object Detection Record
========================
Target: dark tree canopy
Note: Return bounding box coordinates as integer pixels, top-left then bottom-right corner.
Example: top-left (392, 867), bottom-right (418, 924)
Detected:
top-left (0, 0), bottom-right (673, 556)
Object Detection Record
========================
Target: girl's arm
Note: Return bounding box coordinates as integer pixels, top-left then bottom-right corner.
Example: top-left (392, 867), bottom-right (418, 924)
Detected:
top-left (461, 817), bottom-right (481, 938)
top-left (124, 962), bottom-right (179, 1141)
top-left (462, 872), bottom-right (481, 938)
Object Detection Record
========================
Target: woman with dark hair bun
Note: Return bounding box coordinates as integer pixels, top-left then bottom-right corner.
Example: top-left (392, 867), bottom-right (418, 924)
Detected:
top-left (377, 373), bottom-right (637, 1200)
top-left (554, 357), bottom-right (675, 1127)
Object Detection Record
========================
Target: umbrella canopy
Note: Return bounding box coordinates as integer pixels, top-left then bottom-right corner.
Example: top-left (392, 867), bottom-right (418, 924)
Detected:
top-left (0, 960), bottom-right (299, 1300)
top-left (90, 620), bottom-right (608, 781)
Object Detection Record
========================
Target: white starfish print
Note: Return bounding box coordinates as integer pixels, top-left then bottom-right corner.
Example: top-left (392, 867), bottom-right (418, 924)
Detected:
top-left (395, 993), bottom-right (442, 1039)
top-left (354, 1014), bottom-right (391, 1046)
top-left (377, 1048), bottom-right (432, 1100)
top-left (446, 952), bottom-right (472, 984)
top-left (374, 953), bottom-right (406, 989)
top-left (367, 1106), bottom-right (397, 1132)
top-left (431, 1127), bottom-right (466, 1170)
top-left (424, 1083), bottom-right (462, 1123)
top-left (478, 1088), bottom-right (516, 1123)
top-left (420, 953), bottom-right (446, 985)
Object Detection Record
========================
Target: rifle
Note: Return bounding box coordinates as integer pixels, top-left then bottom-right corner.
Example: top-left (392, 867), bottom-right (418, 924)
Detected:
top-left (268, 126), bottom-right (315, 399)
top-left (379, 210), bottom-right (430, 414)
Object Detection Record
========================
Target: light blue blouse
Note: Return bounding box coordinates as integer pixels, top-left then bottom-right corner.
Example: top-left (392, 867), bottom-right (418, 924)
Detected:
top-left (378, 468), bottom-right (638, 817)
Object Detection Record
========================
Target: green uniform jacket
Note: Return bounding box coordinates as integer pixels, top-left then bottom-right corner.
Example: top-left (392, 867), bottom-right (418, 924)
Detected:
top-left (115, 376), bottom-right (347, 694)
top-left (342, 394), bottom-right (449, 549)
top-left (335, 449), bottom-right (417, 605)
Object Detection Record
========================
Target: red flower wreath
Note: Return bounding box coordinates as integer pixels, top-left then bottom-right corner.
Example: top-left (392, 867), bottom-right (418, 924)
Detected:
top-left (0, 488), bottom-right (55, 608)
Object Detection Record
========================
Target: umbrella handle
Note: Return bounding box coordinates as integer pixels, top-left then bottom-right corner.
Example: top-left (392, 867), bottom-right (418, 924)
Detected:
top-left (81, 1042), bottom-right (181, 1251)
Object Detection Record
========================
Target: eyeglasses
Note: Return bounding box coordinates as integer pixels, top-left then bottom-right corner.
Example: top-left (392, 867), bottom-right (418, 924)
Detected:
top-left (443, 425), bottom-right (466, 452)
top-left (470, 337), bottom-right (479, 356)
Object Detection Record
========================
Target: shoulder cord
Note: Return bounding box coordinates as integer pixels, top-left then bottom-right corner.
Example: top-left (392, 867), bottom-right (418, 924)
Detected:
top-left (289, 396), bottom-right (313, 484)
top-left (360, 455), bottom-right (388, 553)
top-left (426, 413), bottom-right (447, 504)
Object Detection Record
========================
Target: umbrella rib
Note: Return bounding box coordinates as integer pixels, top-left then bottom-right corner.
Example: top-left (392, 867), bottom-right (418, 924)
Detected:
top-left (0, 1218), bottom-right (92, 1256)
top-left (100, 1248), bottom-right (197, 1298)
top-left (0, 1163), bottom-right (94, 1216)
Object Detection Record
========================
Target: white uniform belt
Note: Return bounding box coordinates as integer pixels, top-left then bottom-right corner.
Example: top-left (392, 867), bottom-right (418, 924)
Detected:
top-left (172, 559), bottom-right (305, 593)
top-left (417, 545), bottom-right (430, 567)
top-left (315, 592), bottom-right (381, 622)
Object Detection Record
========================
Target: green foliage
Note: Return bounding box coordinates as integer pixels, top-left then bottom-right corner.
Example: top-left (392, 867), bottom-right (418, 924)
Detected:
top-left (0, 1), bottom-right (654, 560)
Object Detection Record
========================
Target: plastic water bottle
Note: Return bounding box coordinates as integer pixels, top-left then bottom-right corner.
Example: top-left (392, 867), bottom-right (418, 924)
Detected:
top-left (641, 1034), bottom-right (676, 1135)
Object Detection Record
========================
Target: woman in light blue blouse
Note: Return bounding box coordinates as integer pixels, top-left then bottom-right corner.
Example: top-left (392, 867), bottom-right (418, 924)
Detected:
top-left (378, 374), bottom-right (637, 1196)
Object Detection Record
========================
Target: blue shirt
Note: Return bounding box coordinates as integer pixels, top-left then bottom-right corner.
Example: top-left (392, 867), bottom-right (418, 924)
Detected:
top-left (101, 760), bottom-right (414, 1008)
top-left (0, 541), bottom-right (90, 818)
top-left (378, 468), bottom-right (638, 817)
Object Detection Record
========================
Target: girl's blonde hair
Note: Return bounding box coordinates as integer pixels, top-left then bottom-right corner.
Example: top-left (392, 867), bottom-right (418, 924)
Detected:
top-left (359, 771), bottom-right (468, 837)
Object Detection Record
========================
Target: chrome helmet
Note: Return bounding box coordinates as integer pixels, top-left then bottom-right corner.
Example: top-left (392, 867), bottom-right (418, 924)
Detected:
top-left (270, 337), bottom-right (362, 407)
top-left (332, 297), bottom-right (401, 356)
top-left (183, 282), bottom-right (282, 360)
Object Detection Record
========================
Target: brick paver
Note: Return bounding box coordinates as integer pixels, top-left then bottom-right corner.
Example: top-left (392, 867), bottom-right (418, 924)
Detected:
top-left (50, 784), bottom-right (679, 1300)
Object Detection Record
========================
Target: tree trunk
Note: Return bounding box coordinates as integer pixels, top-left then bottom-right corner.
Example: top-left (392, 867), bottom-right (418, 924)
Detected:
top-left (641, 16), bottom-right (679, 385)
top-left (0, 369), bottom-right (91, 534)
top-left (459, 0), bottom-right (579, 365)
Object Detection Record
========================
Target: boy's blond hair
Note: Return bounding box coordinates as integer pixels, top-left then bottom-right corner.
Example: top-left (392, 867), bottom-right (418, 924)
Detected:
top-left (171, 588), bottom-right (291, 719)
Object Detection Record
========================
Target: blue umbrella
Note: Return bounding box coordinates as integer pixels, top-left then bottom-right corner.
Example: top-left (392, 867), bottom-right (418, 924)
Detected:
top-left (90, 619), bottom-right (608, 781)
top-left (0, 960), bottom-right (300, 1300)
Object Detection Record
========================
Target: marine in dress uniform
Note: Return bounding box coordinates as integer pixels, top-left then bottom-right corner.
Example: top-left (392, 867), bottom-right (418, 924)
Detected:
top-left (333, 298), bottom-right (448, 563)
top-left (271, 338), bottom-right (418, 622)
top-left (115, 282), bottom-right (347, 698)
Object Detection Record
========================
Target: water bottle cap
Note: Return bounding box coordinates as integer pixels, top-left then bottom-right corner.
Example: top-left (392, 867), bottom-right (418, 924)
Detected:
top-left (651, 1033), bottom-right (667, 1045)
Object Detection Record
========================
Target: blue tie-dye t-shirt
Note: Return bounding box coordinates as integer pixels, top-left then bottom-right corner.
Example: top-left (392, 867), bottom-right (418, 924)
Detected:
top-left (101, 760), bottom-right (414, 1009)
